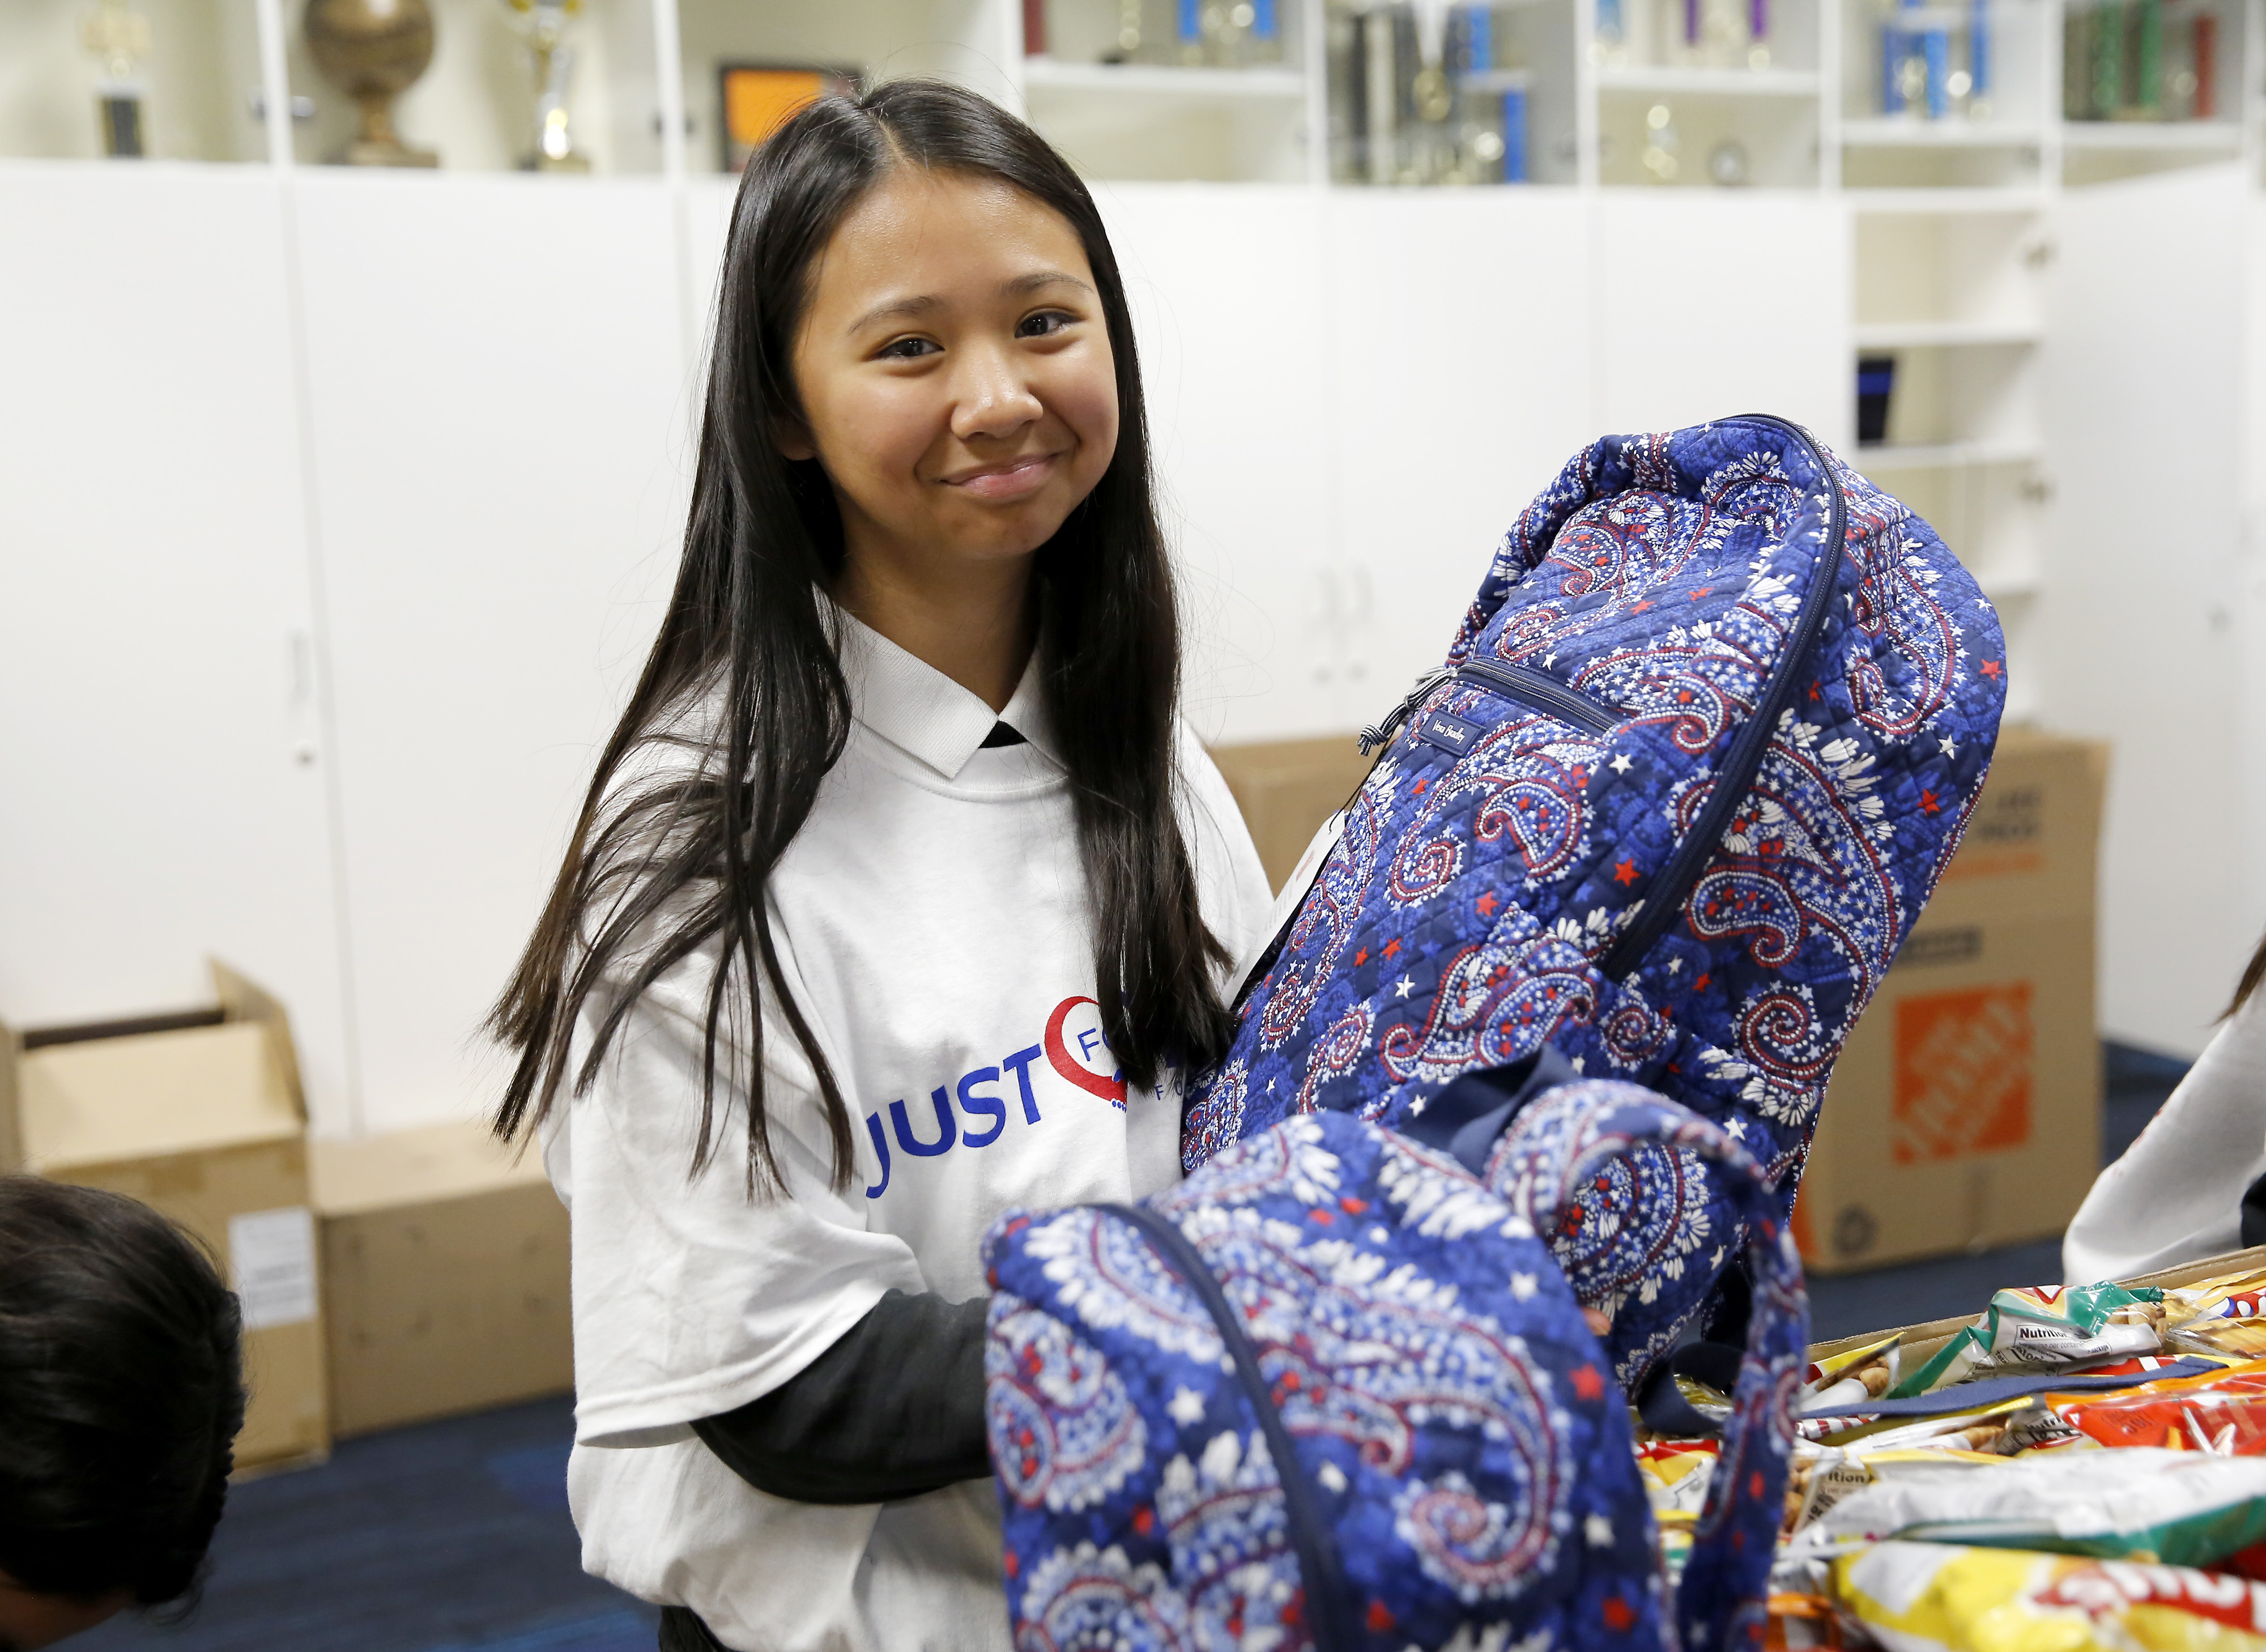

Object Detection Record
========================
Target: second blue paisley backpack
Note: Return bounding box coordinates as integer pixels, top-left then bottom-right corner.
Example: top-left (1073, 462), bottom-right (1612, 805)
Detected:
top-left (983, 1082), bottom-right (1807, 1652)
top-left (1183, 416), bottom-right (2005, 1387)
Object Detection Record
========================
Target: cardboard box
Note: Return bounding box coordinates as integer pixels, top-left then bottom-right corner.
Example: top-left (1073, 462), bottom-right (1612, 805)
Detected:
top-left (312, 1118), bottom-right (572, 1437)
top-left (1, 963), bottom-right (329, 1469)
top-left (1210, 736), bottom-right (1377, 893)
top-left (1795, 727), bottom-right (2111, 1274)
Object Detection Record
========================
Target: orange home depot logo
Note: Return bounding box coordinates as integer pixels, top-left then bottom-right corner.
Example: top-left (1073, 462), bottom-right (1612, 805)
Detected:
top-left (1892, 982), bottom-right (2033, 1163)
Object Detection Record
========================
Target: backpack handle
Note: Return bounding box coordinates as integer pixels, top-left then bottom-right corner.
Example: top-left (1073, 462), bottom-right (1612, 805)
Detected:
top-left (1480, 1079), bottom-right (1807, 1652)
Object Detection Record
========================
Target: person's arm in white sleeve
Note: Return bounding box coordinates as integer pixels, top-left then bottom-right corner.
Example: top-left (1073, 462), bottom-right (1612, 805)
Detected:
top-left (559, 942), bottom-right (989, 1501)
top-left (2064, 987), bottom-right (2266, 1283)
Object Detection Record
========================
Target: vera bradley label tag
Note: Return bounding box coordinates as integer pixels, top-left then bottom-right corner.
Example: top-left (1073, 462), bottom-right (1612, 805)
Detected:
top-left (1417, 708), bottom-right (1481, 756)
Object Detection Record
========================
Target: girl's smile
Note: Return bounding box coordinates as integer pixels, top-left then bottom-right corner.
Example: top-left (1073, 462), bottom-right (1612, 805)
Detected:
top-left (940, 450), bottom-right (1062, 500)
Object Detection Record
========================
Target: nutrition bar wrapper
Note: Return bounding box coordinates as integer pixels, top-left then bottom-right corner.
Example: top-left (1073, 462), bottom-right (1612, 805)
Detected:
top-left (1891, 1283), bottom-right (2167, 1398)
top-left (1833, 1541), bottom-right (2266, 1652)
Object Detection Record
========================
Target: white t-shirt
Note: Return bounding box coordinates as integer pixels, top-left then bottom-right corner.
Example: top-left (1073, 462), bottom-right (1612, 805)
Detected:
top-left (2064, 988), bottom-right (2266, 1283)
top-left (540, 614), bottom-right (1274, 1652)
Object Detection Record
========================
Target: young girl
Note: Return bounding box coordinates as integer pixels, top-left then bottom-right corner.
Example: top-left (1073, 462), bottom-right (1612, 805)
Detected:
top-left (490, 81), bottom-right (1274, 1652)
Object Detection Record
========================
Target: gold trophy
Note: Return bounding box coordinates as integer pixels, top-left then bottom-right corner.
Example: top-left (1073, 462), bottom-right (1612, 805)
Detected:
top-left (82, 0), bottom-right (153, 157)
top-left (304, 0), bottom-right (439, 167)
top-left (505, 0), bottom-right (590, 171)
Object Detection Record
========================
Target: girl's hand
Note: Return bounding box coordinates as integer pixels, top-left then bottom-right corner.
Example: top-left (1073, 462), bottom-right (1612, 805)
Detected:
top-left (1583, 1305), bottom-right (1612, 1338)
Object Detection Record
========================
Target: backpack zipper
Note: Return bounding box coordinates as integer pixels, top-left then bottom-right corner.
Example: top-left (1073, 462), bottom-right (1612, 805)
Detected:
top-left (1358, 667), bottom-right (1454, 755)
top-left (1100, 1203), bottom-right (1354, 1652)
top-left (1596, 415), bottom-right (1848, 982)
top-left (1456, 657), bottom-right (1620, 738)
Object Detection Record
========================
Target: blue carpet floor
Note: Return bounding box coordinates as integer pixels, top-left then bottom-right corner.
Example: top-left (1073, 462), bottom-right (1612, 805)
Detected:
top-left (78, 1042), bottom-right (2192, 1650)
top-left (74, 1396), bottom-right (654, 1652)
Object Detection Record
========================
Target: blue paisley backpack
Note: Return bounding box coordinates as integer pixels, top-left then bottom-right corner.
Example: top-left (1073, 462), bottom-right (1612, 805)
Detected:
top-left (1183, 416), bottom-right (2006, 1386)
top-left (981, 1082), bottom-right (1807, 1652)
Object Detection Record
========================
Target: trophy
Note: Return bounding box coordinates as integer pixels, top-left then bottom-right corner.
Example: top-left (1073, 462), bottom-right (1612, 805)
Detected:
top-left (82, 0), bottom-right (153, 158)
top-left (304, 0), bottom-right (439, 167)
top-left (505, 0), bottom-right (590, 171)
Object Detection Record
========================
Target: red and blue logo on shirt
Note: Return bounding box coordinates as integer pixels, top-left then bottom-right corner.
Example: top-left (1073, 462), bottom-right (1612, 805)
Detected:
top-left (862, 995), bottom-right (1124, 1199)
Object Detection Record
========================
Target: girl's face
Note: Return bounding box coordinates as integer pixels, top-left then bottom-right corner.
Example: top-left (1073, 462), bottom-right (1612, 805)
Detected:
top-left (783, 167), bottom-right (1120, 586)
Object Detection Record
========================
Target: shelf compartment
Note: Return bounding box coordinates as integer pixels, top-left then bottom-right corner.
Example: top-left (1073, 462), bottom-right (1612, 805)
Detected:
top-left (1020, 58), bottom-right (1308, 103)
top-left (1595, 65), bottom-right (1822, 96)
top-left (1855, 438), bottom-right (2043, 468)
top-left (1846, 187), bottom-right (2050, 212)
top-left (1841, 118), bottom-right (2045, 147)
top-left (1853, 317), bottom-right (2039, 347)
top-left (2059, 119), bottom-right (2243, 148)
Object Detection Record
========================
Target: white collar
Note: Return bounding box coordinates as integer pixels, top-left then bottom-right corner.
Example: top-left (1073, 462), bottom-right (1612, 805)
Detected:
top-left (834, 607), bottom-right (1059, 782)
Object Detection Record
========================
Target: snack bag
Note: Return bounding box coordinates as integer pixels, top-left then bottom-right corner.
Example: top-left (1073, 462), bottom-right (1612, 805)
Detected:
top-left (2061, 1364), bottom-right (2266, 1457)
top-left (2166, 1274), bottom-right (2266, 1363)
top-left (1806, 1333), bottom-right (1903, 1410)
top-left (1639, 1437), bottom-right (1720, 1520)
top-left (1833, 1541), bottom-right (2266, 1652)
top-left (1893, 1284), bottom-right (2168, 1398)
top-left (1807, 1447), bottom-right (2266, 1568)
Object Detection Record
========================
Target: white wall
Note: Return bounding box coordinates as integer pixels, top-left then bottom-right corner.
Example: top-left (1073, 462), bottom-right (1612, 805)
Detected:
top-left (2041, 164), bottom-right (2255, 1058)
top-left (0, 163), bottom-right (352, 1121)
top-left (0, 165), bottom-right (1884, 1134)
top-left (290, 171), bottom-right (691, 1135)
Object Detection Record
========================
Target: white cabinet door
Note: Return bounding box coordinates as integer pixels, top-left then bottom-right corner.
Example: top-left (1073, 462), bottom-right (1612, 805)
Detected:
top-left (1096, 183), bottom-right (1340, 746)
top-left (0, 163), bottom-right (355, 1127)
top-left (293, 172), bottom-right (689, 1132)
top-left (1594, 191), bottom-right (1853, 449)
top-left (2040, 165), bottom-right (2250, 1058)
top-left (1325, 189), bottom-right (1598, 722)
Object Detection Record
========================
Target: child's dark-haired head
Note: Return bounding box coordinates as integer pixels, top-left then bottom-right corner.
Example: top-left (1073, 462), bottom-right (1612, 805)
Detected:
top-left (0, 1177), bottom-right (245, 1639)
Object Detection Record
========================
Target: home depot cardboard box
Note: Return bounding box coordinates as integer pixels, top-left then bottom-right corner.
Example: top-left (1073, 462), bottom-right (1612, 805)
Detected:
top-left (1795, 726), bottom-right (2110, 1275)
top-left (1210, 735), bottom-right (1378, 892)
top-left (0, 963), bottom-right (329, 1468)
top-left (312, 1118), bottom-right (572, 1437)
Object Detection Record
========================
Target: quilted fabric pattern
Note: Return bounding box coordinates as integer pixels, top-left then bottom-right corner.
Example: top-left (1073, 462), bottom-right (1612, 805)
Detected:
top-left (982, 1084), bottom-right (1807, 1652)
top-left (1184, 418), bottom-right (2004, 1384)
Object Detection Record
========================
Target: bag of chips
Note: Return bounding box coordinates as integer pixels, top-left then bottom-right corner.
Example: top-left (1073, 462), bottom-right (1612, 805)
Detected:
top-left (2061, 1364), bottom-right (2266, 1457)
top-left (1833, 1541), bottom-right (2266, 1652)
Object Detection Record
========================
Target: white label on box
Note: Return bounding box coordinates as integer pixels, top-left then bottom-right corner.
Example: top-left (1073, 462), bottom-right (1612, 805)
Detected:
top-left (229, 1206), bottom-right (318, 1331)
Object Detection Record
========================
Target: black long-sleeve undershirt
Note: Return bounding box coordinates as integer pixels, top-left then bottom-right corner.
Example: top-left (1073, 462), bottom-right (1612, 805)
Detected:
top-left (690, 1289), bottom-right (991, 1506)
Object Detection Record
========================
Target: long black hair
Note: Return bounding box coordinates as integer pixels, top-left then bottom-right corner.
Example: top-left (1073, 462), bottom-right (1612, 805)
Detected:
top-left (489, 80), bottom-right (1233, 1192)
top-left (0, 1177), bottom-right (244, 1613)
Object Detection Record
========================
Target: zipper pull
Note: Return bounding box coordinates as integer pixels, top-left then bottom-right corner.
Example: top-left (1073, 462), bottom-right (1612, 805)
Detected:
top-left (1358, 667), bottom-right (1455, 755)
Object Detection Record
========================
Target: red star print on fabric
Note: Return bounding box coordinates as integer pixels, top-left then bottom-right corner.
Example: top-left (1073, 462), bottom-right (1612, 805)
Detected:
top-left (1808, 679), bottom-right (1822, 701)
top-left (1612, 858), bottom-right (1638, 886)
top-left (1920, 790), bottom-right (1941, 814)
top-left (1366, 1603), bottom-right (1396, 1634)
top-left (1601, 1595), bottom-right (1635, 1632)
top-left (1980, 658), bottom-right (2003, 679)
top-left (1476, 891), bottom-right (1500, 917)
top-left (1570, 1364), bottom-right (1605, 1400)
top-left (1412, 777), bottom-right (1428, 795)
top-left (1383, 939), bottom-right (1402, 960)
top-left (1689, 586), bottom-right (1711, 602)
top-left (1353, 948), bottom-right (1368, 966)
top-left (1632, 599), bottom-right (1654, 614)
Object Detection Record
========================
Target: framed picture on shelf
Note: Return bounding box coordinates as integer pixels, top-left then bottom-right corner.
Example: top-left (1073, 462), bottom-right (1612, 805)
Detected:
top-left (719, 63), bottom-right (862, 172)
